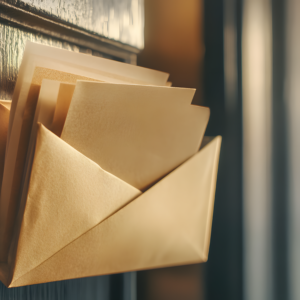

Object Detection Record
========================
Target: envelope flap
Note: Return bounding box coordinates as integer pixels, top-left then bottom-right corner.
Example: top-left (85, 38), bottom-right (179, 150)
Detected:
top-left (12, 125), bottom-right (141, 282)
top-left (11, 136), bottom-right (221, 287)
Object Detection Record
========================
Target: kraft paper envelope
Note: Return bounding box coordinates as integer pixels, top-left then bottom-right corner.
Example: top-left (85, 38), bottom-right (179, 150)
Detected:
top-left (0, 124), bottom-right (221, 287)
top-left (62, 82), bottom-right (210, 190)
top-left (0, 41), bottom-right (169, 261)
top-left (0, 42), bottom-right (221, 287)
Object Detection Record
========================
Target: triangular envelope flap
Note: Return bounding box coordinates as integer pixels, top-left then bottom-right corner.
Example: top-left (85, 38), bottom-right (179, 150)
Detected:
top-left (0, 68), bottom-right (104, 262)
top-left (12, 125), bottom-right (141, 282)
top-left (10, 137), bottom-right (221, 287)
top-left (61, 82), bottom-right (209, 191)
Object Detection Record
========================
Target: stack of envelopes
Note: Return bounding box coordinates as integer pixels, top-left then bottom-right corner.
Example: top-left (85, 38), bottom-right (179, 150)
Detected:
top-left (0, 42), bottom-right (221, 287)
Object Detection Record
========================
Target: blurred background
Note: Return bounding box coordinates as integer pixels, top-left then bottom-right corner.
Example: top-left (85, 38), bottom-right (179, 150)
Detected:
top-left (137, 0), bottom-right (300, 300)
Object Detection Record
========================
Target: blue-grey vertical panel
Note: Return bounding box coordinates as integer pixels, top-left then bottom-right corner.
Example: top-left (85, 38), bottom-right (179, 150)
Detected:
top-left (271, 0), bottom-right (288, 299)
top-left (204, 0), bottom-right (244, 300)
top-left (123, 272), bottom-right (136, 300)
top-left (65, 276), bottom-right (110, 299)
top-left (0, 276), bottom-right (110, 300)
top-left (286, 0), bottom-right (300, 299)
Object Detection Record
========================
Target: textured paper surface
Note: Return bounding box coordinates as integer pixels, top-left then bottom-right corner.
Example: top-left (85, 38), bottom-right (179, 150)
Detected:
top-left (8, 125), bottom-right (220, 287)
top-left (13, 124), bottom-right (141, 283)
top-left (62, 82), bottom-right (210, 190)
top-left (0, 41), bottom-right (169, 262)
top-left (17, 80), bottom-right (67, 236)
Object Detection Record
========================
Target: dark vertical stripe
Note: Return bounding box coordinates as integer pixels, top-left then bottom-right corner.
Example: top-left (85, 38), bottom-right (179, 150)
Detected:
top-left (204, 0), bottom-right (243, 300)
top-left (110, 274), bottom-right (124, 300)
top-left (271, 1), bottom-right (289, 299)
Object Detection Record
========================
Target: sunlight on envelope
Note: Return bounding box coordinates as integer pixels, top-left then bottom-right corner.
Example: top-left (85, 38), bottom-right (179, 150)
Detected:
top-left (0, 42), bottom-right (222, 288)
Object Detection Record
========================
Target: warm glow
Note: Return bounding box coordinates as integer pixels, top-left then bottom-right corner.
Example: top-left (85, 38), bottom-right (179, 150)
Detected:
top-left (242, 0), bottom-right (273, 299)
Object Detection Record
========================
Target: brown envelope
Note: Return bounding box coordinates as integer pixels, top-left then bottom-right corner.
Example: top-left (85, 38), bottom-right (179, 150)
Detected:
top-left (0, 41), bottom-right (169, 262)
top-left (0, 124), bottom-right (221, 287)
top-left (0, 43), bottom-right (221, 288)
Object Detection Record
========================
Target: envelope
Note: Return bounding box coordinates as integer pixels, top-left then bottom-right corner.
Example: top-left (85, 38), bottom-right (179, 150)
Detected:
top-left (0, 41), bottom-right (169, 262)
top-left (0, 122), bottom-right (221, 287)
top-left (0, 42), bottom-right (221, 288)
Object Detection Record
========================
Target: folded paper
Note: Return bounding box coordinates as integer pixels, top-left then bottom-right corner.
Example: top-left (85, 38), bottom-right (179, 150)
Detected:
top-left (0, 42), bottom-right (221, 288)
top-left (4, 125), bottom-right (221, 287)
top-left (13, 124), bottom-right (141, 283)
